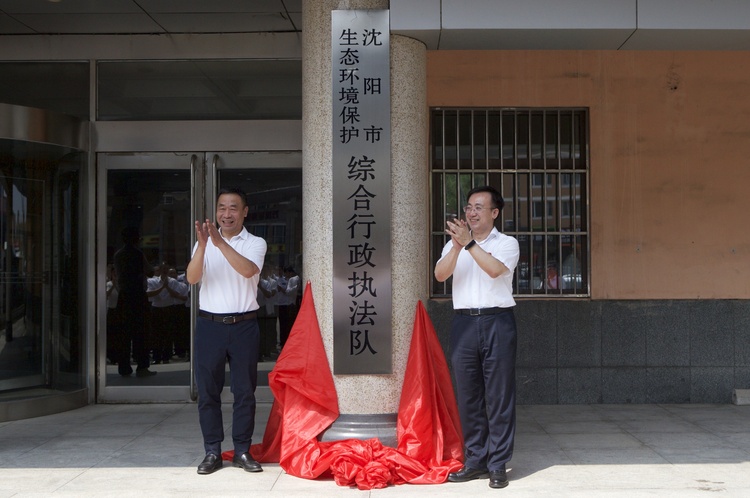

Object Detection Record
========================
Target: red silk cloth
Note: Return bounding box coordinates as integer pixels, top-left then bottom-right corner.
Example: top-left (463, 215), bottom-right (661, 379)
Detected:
top-left (222, 283), bottom-right (463, 489)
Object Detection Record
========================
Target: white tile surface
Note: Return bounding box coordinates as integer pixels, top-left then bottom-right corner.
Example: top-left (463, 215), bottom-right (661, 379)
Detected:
top-left (1, 403), bottom-right (750, 496)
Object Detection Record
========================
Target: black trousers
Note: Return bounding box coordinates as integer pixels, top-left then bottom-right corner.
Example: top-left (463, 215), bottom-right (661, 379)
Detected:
top-left (194, 316), bottom-right (260, 456)
top-left (450, 310), bottom-right (517, 472)
top-left (277, 303), bottom-right (297, 348)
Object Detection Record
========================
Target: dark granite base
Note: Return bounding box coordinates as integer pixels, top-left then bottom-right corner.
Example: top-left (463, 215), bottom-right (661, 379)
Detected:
top-left (427, 299), bottom-right (750, 404)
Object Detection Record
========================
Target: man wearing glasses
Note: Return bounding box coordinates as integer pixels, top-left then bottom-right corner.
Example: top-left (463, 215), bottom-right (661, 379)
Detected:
top-left (435, 185), bottom-right (520, 489)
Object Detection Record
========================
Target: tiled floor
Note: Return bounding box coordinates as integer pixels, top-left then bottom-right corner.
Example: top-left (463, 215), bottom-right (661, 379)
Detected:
top-left (1, 403), bottom-right (750, 496)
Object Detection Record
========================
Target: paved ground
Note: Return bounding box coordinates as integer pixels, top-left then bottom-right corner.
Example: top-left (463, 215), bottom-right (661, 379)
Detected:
top-left (1, 402), bottom-right (750, 497)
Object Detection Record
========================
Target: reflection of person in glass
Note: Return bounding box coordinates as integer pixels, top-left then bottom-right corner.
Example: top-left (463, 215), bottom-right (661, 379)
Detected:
top-left (435, 186), bottom-right (519, 490)
top-left (113, 227), bottom-right (157, 378)
top-left (545, 262), bottom-right (559, 290)
top-left (146, 261), bottom-right (188, 364)
top-left (257, 263), bottom-right (278, 361)
top-left (276, 265), bottom-right (299, 349)
top-left (187, 187), bottom-right (267, 475)
top-left (105, 264), bottom-right (119, 364)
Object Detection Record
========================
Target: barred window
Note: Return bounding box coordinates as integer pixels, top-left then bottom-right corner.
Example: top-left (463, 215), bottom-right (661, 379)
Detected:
top-left (430, 108), bottom-right (590, 297)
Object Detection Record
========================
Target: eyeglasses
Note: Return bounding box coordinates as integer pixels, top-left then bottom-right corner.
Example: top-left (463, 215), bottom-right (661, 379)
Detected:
top-left (463, 205), bottom-right (494, 214)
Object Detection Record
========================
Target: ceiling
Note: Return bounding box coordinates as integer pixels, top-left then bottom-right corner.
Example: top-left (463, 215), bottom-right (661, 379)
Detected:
top-left (2, 0), bottom-right (749, 50)
top-left (0, 0), bottom-right (301, 35)
top-left (1, 1), bottom-right (747, 122)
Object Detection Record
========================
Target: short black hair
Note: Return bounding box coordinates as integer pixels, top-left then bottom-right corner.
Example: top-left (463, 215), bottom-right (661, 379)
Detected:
top-left (466, 185), bottom-right (504, 211)
top-left (218, 187), bottom-right (248, 207)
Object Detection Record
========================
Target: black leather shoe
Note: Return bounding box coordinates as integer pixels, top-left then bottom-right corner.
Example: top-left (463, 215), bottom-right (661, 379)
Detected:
top-left (232, 452), bottom-right (263, 473)
top-left (489, 469), bottom-right (509, 489)
top-left (447, 466), bottom-right (489, 482)
top-left (197, 453), bottom-right (222, 475)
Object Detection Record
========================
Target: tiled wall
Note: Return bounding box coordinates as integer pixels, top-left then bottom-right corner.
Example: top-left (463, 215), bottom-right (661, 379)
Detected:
top-left (427, 300), bottom-right (750, 404)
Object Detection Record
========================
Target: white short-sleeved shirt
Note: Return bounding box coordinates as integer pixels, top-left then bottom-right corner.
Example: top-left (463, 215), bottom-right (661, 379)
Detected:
top-left (438, 227), bottom-right (520, 309)
top-left (192, 227), bottom-right (267, 314)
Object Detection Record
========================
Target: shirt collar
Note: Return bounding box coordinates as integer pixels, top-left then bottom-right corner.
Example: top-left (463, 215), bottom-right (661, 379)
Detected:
top-left (219, 226), bottom-right (248, 242)
top-left (476, 226), bottom-right (500, 244)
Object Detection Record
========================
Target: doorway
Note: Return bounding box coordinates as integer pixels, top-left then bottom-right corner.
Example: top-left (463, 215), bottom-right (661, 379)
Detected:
top-left (97, 151), bottom-right (302, 402)
top-left (0, 103), bottom-right (87, 421)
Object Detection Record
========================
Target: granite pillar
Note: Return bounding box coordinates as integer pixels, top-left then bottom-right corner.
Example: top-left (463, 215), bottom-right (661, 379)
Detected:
top-left (302, 0), bottom-right (427, 445)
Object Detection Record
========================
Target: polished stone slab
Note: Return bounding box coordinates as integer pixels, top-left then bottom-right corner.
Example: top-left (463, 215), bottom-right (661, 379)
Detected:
top-left (1, 403), bottom-right (749, 497)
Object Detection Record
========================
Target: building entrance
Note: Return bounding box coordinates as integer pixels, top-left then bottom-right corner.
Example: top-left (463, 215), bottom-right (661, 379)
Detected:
top-left (97, 151), bottom-right (302, 403)
top-left (0, 104), bottom-right (86, 422)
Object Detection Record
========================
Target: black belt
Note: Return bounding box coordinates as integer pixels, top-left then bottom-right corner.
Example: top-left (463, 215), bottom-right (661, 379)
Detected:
top-left (455, 307), bottom-right (512, 316)
top-left (198, 310), bottom-right (257, 324)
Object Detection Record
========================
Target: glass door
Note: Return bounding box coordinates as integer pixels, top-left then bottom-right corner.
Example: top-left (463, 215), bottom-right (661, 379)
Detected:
top-left (97, 151), bottom-right (302, 403)
top-left (98, 152), bottom-right (197, 402)
top-left (0, 139), bottom-right (85, 405)
top-left (209, 152), bottom-right (303, 403)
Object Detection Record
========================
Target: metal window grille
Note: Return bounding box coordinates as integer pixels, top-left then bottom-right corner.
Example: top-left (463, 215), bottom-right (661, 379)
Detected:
top-left (430, 108), bottom-right (590, 297)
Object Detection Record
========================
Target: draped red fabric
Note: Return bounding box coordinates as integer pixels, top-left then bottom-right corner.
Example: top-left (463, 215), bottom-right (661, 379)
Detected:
top-left (395, 300), bottom-right (464, 483)
top-left (222, 281), bottom-right (340, 465)
top-left (223, 285), bottom-right (464, 489)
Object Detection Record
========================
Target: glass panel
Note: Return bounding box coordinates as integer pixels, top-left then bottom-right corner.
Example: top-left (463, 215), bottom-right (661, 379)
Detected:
top-left (443, 110), bottom-right (458, 170)
top-left (98, 60), bottom-right (302, 121)
top-left (473, 110), bottom-right (487, 170)
top-left (546, 174), bottom-right (559, 231)
top-left (516, 112), bottom-right (530, 170)
top-left (545, 111), bottom-right (559, 166)
top-left (560, 111), bottom-right (573, 168)
top-left (0, 62), bottom-right (90, 119)
top-left (431, 172), bottom-right (444, 233)
top-left (562, 235), bottom-right (585, 292)
top-left (560, 173), bottom-right (573, 231)
top-left (530, 111), bottom-right (544, 169)
top-left (218, 168), bottom-right (302, 362)
top-left (459, 173), bottom-right (473, 207)
top-left (0, 139), bottom-right (84, 398)
top-left (472, 172), bottom-right (487, 191)
top-left (500, 172), bottom-right (515, 232)
top-left (574, 173), bottom-right (587, 232)
top-left (431, 110), bottom-right (444, 168)
top-left (55, 159), bottom-right (84, 388)
top-left (531, 234), bottom-right (545, 292)
top-left (458, 111), bottom-right (472, 170)
top-left (488, 111), bottom-right (501, 169)
top-left (501, 112), bottom-right (515, 168)
top-left (106, 169), bottom-right (192, 385)
top-left (429, 107), bottom-right (589, 298)
top-left (573, 112), bottom-right (587, 169)
top-left (432, 234), bottom-right (451, 297)
top-left (444, 173), bottom-right (459, 222)
top-left (516, 172), bottom-right (530, 232)
top-left (515, 234), bottom-right (531, 293)
top-left (544, 234), bottom-right (561, 294)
